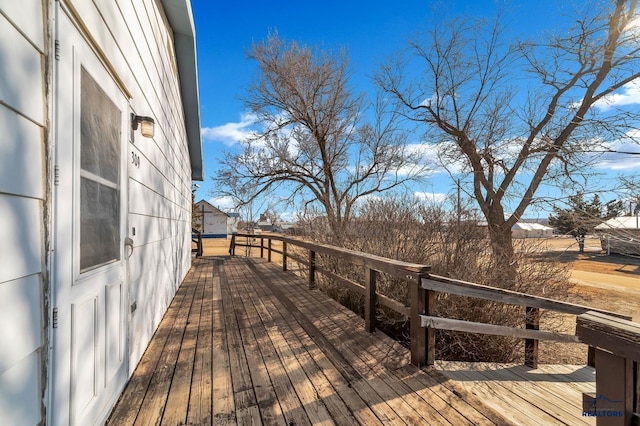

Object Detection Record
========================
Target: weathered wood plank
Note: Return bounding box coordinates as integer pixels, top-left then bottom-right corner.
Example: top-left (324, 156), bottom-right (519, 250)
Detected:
top-left (423, 277), bottom-right (629, 319)
top-left (235, 233), bottom-right (431, 277)
top-left (242, 272), bottom-right (357, 425)
top-left (111, 255), bottom-right (604, 426)
top-left (258, 261), bottom-right (455, 426)
top-left (309, 300), bottom-right (488, 425)
top-left (228, 263), bottom-right (312, 426)
top-left (187, 260), bottom-right (214, 425)
top-left (437, 361), bottom-right (595, 426)
top-left (219, 266), bottom-right (256, 410)
top-left (245, 272), bottom-right (341, 425)
top-left (106, 263), bottom-right (193, 425)
top-left (161, 264), bottom-right (206, 425)
top-left (244, 261), bottom-right (383, 425)
top-left (235, 261), bottom-right (333, 425)
top-left (314, 265), bottom-right (410, 316)
top-left (235, 404), bottom-right (262, 426)
top-left (132, 264), bottom-right (200, 426)
top-left (246, 260), bottom-right (413, 424)
top-left (436, 362), bottom-right (573, 425)
top-left (576, 310), bottom-right (640, 361)
top-left (525, 306), bottom-right (540, 368)
top-left (420, 315), bottom-right (581, 343)
top-left (224, 262), bottom-right (287, 425)
top-left (364, 267), bottom-right (376, 333)
top-left (475, 362), bottom-right (594, 405)
top-left (212, 261), bottom-right (236, 424)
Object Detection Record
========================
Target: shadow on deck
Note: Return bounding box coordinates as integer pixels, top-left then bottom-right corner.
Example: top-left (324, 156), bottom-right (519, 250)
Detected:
top-left (107, 256), bottom-right (594, 425)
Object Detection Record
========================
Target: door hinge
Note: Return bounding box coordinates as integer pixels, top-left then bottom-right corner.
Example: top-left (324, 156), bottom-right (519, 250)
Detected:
top-left (55, 40), bottom-right (60, 61)
top-left (52, 308), bottom-right (58, 328)
top-left (54, 165), bottom-right (60, 186)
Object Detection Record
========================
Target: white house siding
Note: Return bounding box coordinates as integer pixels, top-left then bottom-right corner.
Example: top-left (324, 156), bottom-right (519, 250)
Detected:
top-left (0, 0), bottom-right (46, 424)
top-left (61, 0), bottom-right (195, 370)
top-left (2, 0), bottom-right (199, 423)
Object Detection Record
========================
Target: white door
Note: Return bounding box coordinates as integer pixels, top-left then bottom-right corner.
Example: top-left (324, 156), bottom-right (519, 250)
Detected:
top-left (51, 9), bottom-right (129, 426)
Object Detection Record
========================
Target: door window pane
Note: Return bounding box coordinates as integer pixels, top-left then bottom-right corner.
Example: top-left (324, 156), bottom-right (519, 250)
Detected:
top-left (80, 178), bottom-right (120, 270)
top-left (80, 68), bottom-right (120, 184)
top-left (80, 67), bottom-right (121, 271)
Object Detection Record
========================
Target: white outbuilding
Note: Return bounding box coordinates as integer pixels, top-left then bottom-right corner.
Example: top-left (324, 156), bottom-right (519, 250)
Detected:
top-left (194, 199), bottom-right (231, 238)
top-left (595, 216), bottom-right (640, 255)
top-left (511, 222), bottom-right (555, 239)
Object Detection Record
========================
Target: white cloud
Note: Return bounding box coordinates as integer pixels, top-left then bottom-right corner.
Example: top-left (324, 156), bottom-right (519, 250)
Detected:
top-left (201, 112), bottom-right (258, 145)
top-left (278, 211), bottom-right (299, 222)
top-left (208, 196), bottom-right (236, 211)
top-left (593, 80), bottom-right (640, 111)
top-left (413, 191), bottom-right (448, 203)
top-left (593, 139), bottom-right (640, 170)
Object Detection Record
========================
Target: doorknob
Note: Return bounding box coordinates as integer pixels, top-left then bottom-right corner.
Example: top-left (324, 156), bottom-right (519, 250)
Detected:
top-left (124, 237), bottom-right (134, 258)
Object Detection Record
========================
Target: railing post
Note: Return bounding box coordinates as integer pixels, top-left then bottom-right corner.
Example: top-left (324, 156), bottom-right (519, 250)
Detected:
top-left (364, 267), bottom-right (377, 333)
top-left (586, 349), bottom-right (633, 425)
top-left (260, 237), bottom-right (264, 258)
top-left (308, 250), bottom-right (316, 289)
top-left (525, 306), bottom-right (540, 368)
top-left (282, 241), bottom-right (287, 271)
top-left (267, 238), bottom-right (272, 262)
top-left (587, 346), bottom-right (596, 367)
top-left (576, 311), bottom-right (639, 424)
top-left (229, 234), bottom-right (236, 256)
top-left (411, 273), bottom-right (434, 367)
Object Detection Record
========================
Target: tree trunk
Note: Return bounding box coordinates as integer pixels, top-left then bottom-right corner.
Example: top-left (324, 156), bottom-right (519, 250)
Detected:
top-left (486, 220), bottom-right (517, 288)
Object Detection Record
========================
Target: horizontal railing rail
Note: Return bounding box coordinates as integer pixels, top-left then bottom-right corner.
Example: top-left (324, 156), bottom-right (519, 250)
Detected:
top-left (421, 274), bottom-right (632, 367)
top-left (230, 232), bottom-right (633, 369)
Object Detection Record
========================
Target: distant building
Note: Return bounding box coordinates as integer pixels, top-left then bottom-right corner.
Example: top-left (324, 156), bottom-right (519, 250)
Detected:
top-left (194, 200), bottom-right (230, 238)
top-left (595, 216), bottom-right (640, 255)
top-left (256, 213), bottom-right (275, 232)
top-left (511, 222), bottom-right (555, 239)
top-left (476, 221), bottom-right (554, 238)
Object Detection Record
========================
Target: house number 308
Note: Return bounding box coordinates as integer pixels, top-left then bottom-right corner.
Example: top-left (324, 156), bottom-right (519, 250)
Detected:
top-left (131, 151), bottom-right (140, 168)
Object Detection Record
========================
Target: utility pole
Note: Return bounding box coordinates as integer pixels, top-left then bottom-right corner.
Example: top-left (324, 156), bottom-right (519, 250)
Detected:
top-left (457, 178), bottom-right (461, 225)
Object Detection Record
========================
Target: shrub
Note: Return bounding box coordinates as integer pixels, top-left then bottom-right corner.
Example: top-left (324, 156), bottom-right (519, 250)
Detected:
top-left (296, 195), bottom-right (571, 362)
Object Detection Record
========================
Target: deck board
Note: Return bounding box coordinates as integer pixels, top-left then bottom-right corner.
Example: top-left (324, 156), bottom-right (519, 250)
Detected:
top-left (107, 256), bottom-right (595, 425)
top-left (437, 361), bottom-right (595, 426)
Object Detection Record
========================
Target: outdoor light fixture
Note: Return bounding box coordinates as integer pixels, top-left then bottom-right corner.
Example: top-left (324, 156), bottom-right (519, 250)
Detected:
top-left (131, 114), bottom-right (155, 138)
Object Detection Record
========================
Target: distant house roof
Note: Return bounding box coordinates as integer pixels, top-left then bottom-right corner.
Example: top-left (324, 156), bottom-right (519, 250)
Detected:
top-left (161, 0), bottom-right (202, 180)
top-left (595, 216), bottom-right (640, 230)
top-left (512, 222), bottom-right (553, 231)
top-left (195, 199), bottom-right (229, 216)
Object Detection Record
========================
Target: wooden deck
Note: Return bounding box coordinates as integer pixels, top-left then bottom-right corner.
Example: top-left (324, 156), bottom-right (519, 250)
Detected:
top-left (107, 256), bottom-right (595, 425)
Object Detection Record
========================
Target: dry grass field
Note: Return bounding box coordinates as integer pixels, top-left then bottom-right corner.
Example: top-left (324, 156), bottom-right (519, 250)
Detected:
top-left (195, 234), bottom-right (640, 364)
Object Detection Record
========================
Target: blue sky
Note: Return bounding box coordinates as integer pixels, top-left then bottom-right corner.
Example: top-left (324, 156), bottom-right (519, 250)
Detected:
top-left (190, 0), bottom-right (640, 220)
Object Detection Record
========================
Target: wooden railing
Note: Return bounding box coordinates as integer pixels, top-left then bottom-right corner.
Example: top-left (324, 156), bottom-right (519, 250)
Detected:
top-left (576, 312), bottom-right (639, 425)
top-left (420, 274), bottom-right (631, 368)
top-left (230, 233), bottom-right (632, 369)
top-left (191, 228), bottom-right (202, 257)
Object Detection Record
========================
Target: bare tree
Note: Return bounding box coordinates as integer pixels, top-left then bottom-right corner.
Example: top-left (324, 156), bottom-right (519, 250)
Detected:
top-left (213, 32), bottom-right (429, 238)
top-left (618, 175), bottom-right (640, 212)
top-left (378, 0), bottom-right (640, 283)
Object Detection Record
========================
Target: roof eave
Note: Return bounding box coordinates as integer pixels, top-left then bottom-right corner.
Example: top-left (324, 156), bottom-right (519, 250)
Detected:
top-left (161, 0), bottom-right (203, 181)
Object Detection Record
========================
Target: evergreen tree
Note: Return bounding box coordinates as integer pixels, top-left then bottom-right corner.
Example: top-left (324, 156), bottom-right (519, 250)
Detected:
top-left (549, 193), bottom-right (623, 237)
